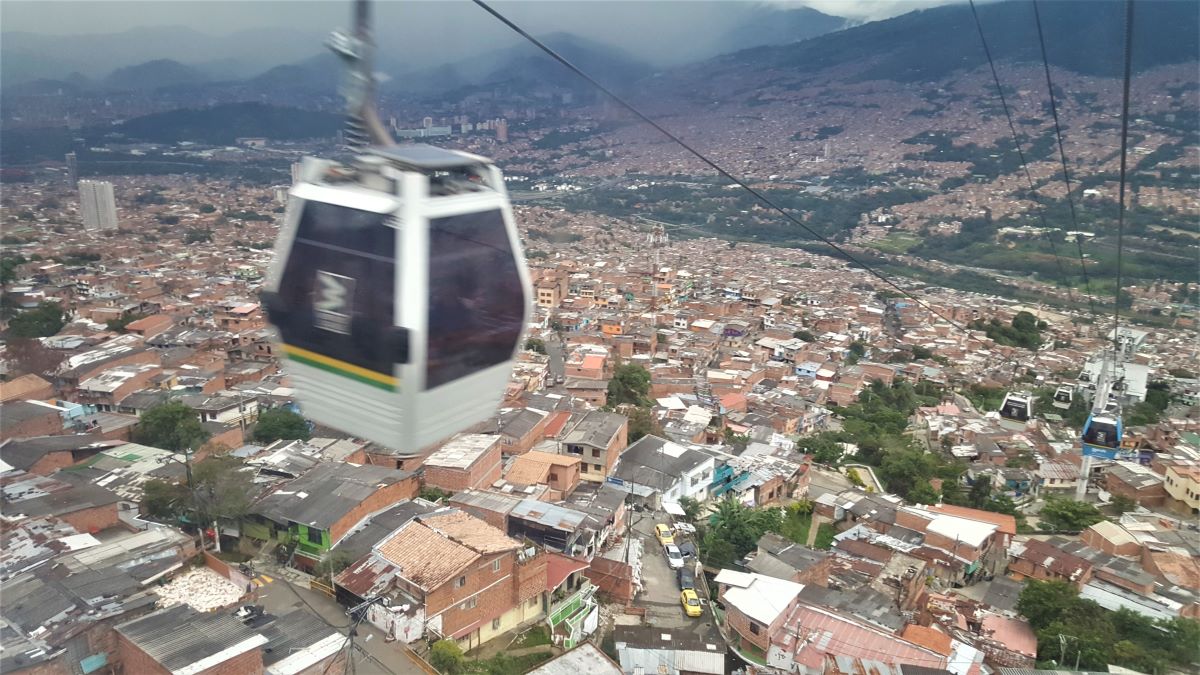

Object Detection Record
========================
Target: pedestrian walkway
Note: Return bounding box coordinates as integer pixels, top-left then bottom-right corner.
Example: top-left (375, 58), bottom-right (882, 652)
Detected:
top-left (249, 572), bottom-right (274, 588)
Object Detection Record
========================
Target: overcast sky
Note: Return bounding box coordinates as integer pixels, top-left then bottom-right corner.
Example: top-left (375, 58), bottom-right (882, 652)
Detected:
top-left (2, 1), bottom-right (971, 69)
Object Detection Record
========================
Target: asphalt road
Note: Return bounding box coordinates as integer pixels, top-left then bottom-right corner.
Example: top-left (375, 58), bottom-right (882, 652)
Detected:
top-left (256, 570), bottom-right (424, 675)
top-left (631, 514), bottom-right (717, 637)
top-left (546, 337), bottom-right (565, 380)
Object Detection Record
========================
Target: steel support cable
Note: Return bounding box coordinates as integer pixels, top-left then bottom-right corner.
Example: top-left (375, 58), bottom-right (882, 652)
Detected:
top-left (472, 0), bottom-right (978, 338)
top-left (1031, 0), bottom-right (1102, 321)
top-left (967, 0), bottom-right (1084, 316)
top-left (1111, 0), bottom-right (1136, 346)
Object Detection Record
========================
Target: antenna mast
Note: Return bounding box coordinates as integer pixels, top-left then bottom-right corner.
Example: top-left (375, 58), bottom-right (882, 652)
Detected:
top-left (328, 0), bottom-right (394, 148)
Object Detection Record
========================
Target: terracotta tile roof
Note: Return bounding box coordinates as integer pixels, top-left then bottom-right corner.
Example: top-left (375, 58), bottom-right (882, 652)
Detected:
top-left (927, 503), bottom-right (1017, 537)
top-left (420, 511), bottom-right (520, 555)
top-left (544, 411), bottom-right (573, 438)
top-left (0, 374), bottom-right (52, 403)
top-left (524, 450), bottom-right (582, 467)
top-left (505, 458), bottom-right (551, 485)
top-left (545, 552), bottom-right (590, 592)
top-left (377, 521), bottom-right (479, 590)
top-left (900, 624), bottom-right (953, 656)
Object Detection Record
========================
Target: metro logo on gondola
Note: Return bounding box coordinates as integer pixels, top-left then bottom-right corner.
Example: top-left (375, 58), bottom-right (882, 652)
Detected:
top-left (314, 270), bottom-right (355, 334)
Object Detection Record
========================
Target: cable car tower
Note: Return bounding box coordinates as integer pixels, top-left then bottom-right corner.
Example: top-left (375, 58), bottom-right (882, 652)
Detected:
top-left (263, 0), bottom-right (532, 453)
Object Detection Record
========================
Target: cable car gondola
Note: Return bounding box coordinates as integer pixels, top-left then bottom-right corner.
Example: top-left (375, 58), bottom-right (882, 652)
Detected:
top-left (1081, 412), bottom-right (1122, 455)
top-left (998, 391), bottom-right (1033, 423)
top-left (1052, 385), bottom-right (1073, 410)
top-left (262, 0), bottom-right (531, 452)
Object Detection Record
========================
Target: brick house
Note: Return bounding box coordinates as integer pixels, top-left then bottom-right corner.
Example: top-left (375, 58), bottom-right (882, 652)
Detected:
top-left (114, 605), bottom-right (269, 675)
top-left (747, 533), bottom-right (832, 587)
top-left (423, 434), bottom-right (504, 492)
top-left (335, 510), bottom-right (547, 651)
top-left (0, 374), bottom-right (54, 403)
top-left (247, 463), bottom-right (417, 570)
top-left (0, 471), bottom-right (120, 533)
top-left (1104, 464), bottom-right (1168, 507)
top-left (1009, 538), bottom-right (1093, 587)
top-left (0, 434), bottom-right (120, 475)
top-left (497, 408), bottom-right (550, 455)
top-left (506, 450), bottom-right (582, 497)
top-left (714, 570), bottom-right (804, 653)
top-left (0, 401), bottom-right (64, 441)
top-left (560, 411), bottom-right (628, 482)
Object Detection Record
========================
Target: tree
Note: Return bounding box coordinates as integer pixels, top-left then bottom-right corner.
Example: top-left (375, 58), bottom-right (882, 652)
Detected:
top-left (198, 204), bottom-right (216, 213)
top-left (135, 401), bottom-right (210, 453)
top-left (878, 447), bottom-right (939, 498)
top-left (1039, 497), bottom-right (1104, 532)
top-left (701, 535), bottom-right (737, 568)
top-left (524, 337), bottom-right (546, 354)
top-left (253, 408), bottom-right (311, 443)
top-left (0, 254), bottom-right (26, 284)
top-left (430, 639), bottom-right (465, 674)
top-left (908, 481), bottom-right (940, 504)
top-left (801, 432), bottom-right (846, 466)
top-left (626, 406), bottom-right (658, 443)
top-left (846, 468), bottom-right (867, 489)
top-left (793, 329), bottom-right (815, 341)
top-left (679, 496), bottom-right (704, 523)
top-left (7, 301), bottom-right (66, 338)
top-left (968, 476), bottom-right (993, 508)
top-left (1017, 579), bottom-right (1080, 628)
top-left (4, 336), bottom-right (64, 377)
top-left (142, 478), bottom-right (189, 519)
top-left (313, 549), bottom-right (355, 579)
top-left (1109, 494), bottom-right (1137, 514)
top-left (189, 455), bottom-right (254, 529)
top-left (607, 364), bottom-right (651, 407)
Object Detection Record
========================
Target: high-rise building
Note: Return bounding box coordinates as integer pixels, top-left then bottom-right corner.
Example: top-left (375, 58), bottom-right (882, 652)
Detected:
top-left (422, 116), bottom-right (433, 129)
top-left (65, 152), bottom-right (78, 186)
top-left (78, 180), bottom-right (117, 231)
top-left (495, 119), bottom-right (508, 144)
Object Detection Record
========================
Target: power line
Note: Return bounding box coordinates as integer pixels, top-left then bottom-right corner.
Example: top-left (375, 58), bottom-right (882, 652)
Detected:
top-left (1111, 0), bottom-right (1136, 346)
top-left (966, 0), bottom-right (1085, 316)
top-left (1030, 0), bottom-right (1100, 321)
top-left (470, 0), bottom-right (974, 338)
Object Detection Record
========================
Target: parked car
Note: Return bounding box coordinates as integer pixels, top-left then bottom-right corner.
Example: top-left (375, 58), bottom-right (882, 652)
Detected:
top-left (677, 567), bottom-right (695, 590)
top-left (655, 523), bottom-right (675, 546)
top-left (677, 540), bottom-right (697, 559)
top-left (673, 522), bottom-right (697, 535)
top-left (664, 543), bottom-right (684, 569)
top-left (680, 589), bottom-right (703, 617)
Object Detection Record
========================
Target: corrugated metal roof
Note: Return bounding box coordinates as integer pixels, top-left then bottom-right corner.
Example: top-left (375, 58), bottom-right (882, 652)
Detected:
top-left (114, 605), bottom-right (268, 673)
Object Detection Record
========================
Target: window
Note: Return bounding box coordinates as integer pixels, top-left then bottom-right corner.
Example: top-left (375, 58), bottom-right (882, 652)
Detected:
top-left (593, 464), bottom-right (602, 472)
top-left (455, 576), bottom-right (467, 588)
top-left (271, 201), bottom-right (400, 378)
top-left (459, 597), bottom-right (477, 610)
top-left (527, 596), bottom-right (538, 607)
top-left (492, 618), bottom-right (501, 630)
top-left (549, 472), bottom-right (558, 481)
top-left (591, 448), bottom-right (601, 457)
top-left (581, 464), bottom-right (589, 473)
top-left (491, 559), bottom-right (501, 573)
top-left (426, 210), bottom-right (525, 389)
top-left (749, 622), bottom-right (761, 635)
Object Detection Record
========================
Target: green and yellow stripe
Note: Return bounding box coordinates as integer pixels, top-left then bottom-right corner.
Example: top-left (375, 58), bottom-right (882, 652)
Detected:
top-left (282, 344), bottom-right (398, 391)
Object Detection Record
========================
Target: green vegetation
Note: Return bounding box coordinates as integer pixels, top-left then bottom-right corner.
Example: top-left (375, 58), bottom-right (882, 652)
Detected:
top-left (430, 639), bottom-right (466, 674)
top-left (970, 311), bottom-right (1045, 350)
top-left (184, 229), bottom-right (212, 244)
top-left (134, 401), bottom-right (210, 452)
top-left (419, 486), bottom-right (451, 503)
top-left (701, 497), bottom-right (783, 568)
top-left (523, 337), bottom-right (546, 354)
top-left (793, 329), bottom-right (815, 342)
top-left (607, 363), bottom-right (651, 407)
top-left (141, 455), bottom-right (253, 528)
top-left (252, 408), bottom-right (311, 443)
top-left (779, 502), bottom-right (836, 549)
top-left (313, 550), bottom-right (355, 579)
top-left (512, 625), bottom-right (551, 648)
top-left (799, 431), bottom-right (850, 466)
top-left (464, 651), bottom-right (554, 674)
top-left (6, 301), bottom-right (66, 338)
top-left (1038, 496), bottom-right (1105, 532)
top-left (0, 254), bottom-right (25, 284)
top-left (1125, 381), bottom-right (1171, 426)
top-left (106, 313), bottom-right (147, 333)
top-left (964, 384), bottom-right (1006, 414)
top-left (1018, 579), bottom-right (1200, 672)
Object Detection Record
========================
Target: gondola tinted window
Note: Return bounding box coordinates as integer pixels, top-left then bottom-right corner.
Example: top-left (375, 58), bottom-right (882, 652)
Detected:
top-left (427, 209), bottom-right (524, 389)
top-left (273, 201), bottom-right (397, 377)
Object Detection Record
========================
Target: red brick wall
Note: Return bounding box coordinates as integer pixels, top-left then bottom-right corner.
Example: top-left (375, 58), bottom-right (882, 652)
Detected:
top-left (28, 451), bottom-right (78, 475)
top-left (514, 553), bottom-right (548, 604)
top-left (584, 559), bottom-right (633, 604)
top-left (547, 462), bottom-right (580, 495)
top-left (330, 475), bottom-right (419, 543)
top-left (1104, 473), bottom-right (1167, 507)
top-left (58, 350), bottom-right (158, 397)
top-left (60, 503), bottom-right (119, 534)
top-left (924, 531), bottom-right (982, 563)
top-left (425, 444), bottom-right (502, 493)
top-left (721, 602), bottom-right (772, 652)
top-left (116, 632), bottom-right (172, 675)
top-left (1, 411), bottom-right (63, 441)
top-left (1081, 528), bottom-right (1142, 557)
top-left (196, 645), bottom-right (263, 675)
top-left (427, 551), bottom-right (520, 639)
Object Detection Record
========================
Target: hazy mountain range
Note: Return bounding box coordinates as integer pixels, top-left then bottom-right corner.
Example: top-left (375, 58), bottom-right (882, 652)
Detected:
top-left (0, 4), bottom-right (849, 91)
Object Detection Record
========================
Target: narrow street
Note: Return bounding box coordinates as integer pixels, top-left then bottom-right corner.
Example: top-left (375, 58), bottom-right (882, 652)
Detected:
top-left (255, 569), bottom-right (425, 675)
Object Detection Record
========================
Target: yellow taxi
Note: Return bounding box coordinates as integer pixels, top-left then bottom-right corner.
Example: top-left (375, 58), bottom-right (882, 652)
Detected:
top-left (654, 523), bottom-right (674, 546)
top-left (680, 589), bottom-right (703, 617)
